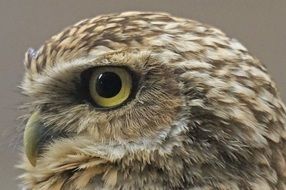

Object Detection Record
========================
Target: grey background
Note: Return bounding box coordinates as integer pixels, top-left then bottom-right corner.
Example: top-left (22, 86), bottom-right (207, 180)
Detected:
top-left (0, 0), bottom-right (285, 189)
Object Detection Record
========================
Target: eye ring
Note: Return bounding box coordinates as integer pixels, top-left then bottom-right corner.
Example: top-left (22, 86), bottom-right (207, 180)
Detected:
top-left (88, 67), bottom-right (132, 108)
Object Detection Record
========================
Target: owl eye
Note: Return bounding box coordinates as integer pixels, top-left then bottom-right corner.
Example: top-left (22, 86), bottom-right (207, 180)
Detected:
top-left (88, 67), bottom-right (132, 108)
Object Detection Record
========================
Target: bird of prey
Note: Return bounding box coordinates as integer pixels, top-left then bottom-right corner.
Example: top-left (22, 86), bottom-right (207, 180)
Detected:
top-left (19, 12), bottom-right (286, 190)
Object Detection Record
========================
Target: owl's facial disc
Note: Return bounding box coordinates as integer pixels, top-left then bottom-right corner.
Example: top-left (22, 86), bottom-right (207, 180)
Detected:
top-left (22, 51), bottom-right (182, 167)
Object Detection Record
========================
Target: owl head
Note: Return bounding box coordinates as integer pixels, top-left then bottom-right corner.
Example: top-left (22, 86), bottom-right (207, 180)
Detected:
top-left (20, 12), bottom-right (286, 189)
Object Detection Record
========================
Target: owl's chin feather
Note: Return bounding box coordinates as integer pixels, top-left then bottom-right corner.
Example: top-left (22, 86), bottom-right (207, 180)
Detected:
top-left (19, 135), bottom-right (177, 189)
top-left (20, 138), bottom-right (114, 189)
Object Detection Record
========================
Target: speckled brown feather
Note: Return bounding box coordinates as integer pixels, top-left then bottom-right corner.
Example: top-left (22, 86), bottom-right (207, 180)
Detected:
top-left (19, 12), bottom-right (286, 189)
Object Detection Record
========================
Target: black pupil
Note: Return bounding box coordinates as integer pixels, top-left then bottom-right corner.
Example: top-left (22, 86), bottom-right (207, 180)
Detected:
top-left (96, 72), bottom-right (122, 98)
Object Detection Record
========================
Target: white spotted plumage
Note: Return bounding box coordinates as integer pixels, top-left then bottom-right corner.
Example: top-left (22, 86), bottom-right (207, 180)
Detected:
top-left (19, 12), bottom-right (286, 190)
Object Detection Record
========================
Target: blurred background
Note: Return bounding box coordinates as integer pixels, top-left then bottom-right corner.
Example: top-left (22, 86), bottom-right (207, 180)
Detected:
top-left (0, 0), bottom-right (285, 189)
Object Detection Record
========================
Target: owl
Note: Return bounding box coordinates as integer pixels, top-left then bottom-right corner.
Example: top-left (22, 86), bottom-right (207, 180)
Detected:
top-left (19, 12), bottom-right (286, 190)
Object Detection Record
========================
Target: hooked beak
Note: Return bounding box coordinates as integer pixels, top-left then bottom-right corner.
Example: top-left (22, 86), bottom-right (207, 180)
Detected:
top-left (23, 111), bottom-right (43, 166)
top-left (24, 112), bottom-right (69, 167)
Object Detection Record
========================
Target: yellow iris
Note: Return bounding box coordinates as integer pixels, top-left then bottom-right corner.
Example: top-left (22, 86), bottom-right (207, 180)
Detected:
top-left (89, 67), bottom-right (132, 108)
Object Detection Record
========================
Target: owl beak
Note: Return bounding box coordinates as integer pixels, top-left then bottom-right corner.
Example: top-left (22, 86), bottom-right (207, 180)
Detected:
top-left (23, 111), bottom-right (43, 167)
